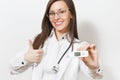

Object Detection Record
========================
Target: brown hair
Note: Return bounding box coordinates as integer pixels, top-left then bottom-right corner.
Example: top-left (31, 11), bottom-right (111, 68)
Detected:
top-left (33, 0), bottom-right (78, 49)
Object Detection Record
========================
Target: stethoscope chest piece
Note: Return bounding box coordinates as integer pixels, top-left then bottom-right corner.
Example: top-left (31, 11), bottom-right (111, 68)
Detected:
top-left (52, 64), bottom-right (59, 73)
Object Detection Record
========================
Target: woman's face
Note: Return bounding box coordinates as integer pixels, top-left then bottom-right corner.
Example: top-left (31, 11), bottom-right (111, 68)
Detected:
top-left (49, 1), bottom-right (72, 33)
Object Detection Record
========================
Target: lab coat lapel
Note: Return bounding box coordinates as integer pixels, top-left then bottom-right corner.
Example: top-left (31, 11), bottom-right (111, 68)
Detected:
top-left (56, 41), bottom-right (72, 80)
top-left (56, 56), bottom-right (72, 80)
top-left (56, 39), bottom-right (70, 61)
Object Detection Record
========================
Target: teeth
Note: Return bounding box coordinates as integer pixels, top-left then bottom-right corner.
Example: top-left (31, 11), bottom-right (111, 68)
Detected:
top-left (55, 22), bottom-right (62, 25)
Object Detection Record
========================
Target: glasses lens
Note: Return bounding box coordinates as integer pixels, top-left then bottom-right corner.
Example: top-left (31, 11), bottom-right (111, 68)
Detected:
top-left (58, 10), bottom-right (67, 17)
top-left (49, 12), bottom-right (55, 18)
top-left (48, 9), bottom-right (68, 19)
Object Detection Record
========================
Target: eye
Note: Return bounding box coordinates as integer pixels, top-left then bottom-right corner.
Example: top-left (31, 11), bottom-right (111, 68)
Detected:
top-left (59, 10), bottom-right (66, 14)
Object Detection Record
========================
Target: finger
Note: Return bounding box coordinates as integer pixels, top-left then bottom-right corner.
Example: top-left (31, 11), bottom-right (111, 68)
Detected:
top-left (79, 57), bottom-right (84, 60)
top-left (88, 44), bottom-right (97, 54)
top-left (36, 52), bottom-right (43, 57)
top-left (29, 40), bottom-right (33, 49)
top-left (89, 44), bottom-right (96, 50)
top-left (38, 48), bottom-right (43, 53)
top-left (35, 56), bottom-right (42, 63)
top-left (77, 43), bottom-right (90, 51)
top-left (88, 44), bottom-right (98, 59)
top-left (84, 44), bottom-right (90, 50)
top-left (87, 44), bottom-right (97, 51)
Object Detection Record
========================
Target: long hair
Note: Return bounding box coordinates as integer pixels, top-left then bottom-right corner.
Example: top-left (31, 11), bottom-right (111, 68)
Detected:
top-left (33, 0), bottom-right (78, 49)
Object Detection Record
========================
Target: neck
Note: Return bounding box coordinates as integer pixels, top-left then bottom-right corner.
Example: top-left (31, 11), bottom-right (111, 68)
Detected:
top-left (54, 29), bottom-right (67, 40)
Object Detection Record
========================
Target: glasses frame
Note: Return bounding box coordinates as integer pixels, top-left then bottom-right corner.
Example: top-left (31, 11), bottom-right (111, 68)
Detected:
top-left (47, 9), bottom-right (70, 19)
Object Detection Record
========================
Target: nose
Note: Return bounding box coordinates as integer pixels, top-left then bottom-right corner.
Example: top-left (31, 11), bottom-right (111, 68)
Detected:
top-left (54, 13), bottom-right (60, 19)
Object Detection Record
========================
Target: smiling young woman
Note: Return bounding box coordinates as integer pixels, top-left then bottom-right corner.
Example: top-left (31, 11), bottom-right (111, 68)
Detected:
top-left (9, 0), bottom-right (103, 80)
top-left (48, 1), bottom-right (72, 39)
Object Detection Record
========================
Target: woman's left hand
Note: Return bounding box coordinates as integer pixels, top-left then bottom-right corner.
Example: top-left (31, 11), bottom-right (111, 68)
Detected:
top-left (77, 43), bottom-right (99, 70)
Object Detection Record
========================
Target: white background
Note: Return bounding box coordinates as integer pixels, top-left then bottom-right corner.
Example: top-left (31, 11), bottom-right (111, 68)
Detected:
top-left (0, 0), bottom-right (120, 80)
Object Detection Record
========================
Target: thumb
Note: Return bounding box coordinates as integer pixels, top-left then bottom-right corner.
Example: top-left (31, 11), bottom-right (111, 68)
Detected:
top-left (29, 39), bottom-right (33, 49)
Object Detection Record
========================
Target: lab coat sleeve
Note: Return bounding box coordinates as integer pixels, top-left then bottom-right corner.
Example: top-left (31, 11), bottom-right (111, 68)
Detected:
top-left (9, 48), bottom-right (34, 75)
top-left (80, 60), bottom-right (103, 80)
top-left (75, 41), bottom-right (103, 80)
top-left (88, 61), bottom-right (103, 80)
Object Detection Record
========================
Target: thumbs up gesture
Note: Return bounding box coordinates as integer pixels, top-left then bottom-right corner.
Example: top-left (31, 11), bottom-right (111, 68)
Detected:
top-left (24, 40), bottom-right (43, 63)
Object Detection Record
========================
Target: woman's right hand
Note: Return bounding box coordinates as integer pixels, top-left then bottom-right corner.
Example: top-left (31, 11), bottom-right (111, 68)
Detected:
top-left (24, 40), bottom-right (43, 63)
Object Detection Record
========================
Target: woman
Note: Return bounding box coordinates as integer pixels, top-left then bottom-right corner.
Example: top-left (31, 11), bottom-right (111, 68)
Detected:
top-left (10, 0), bottom-right (103, 80)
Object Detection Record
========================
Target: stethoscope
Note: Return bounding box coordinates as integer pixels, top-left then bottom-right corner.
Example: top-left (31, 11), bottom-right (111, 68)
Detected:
top-left (44, 32), bottom-right (79, 73)
top-left (52, 44), bottom-right (71, 73)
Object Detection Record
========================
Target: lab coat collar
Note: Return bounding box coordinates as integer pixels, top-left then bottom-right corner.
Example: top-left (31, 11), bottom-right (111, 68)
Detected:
top-left (49, 28), bottom-right (69, 41)
top-left (49, 29), bottom-right (81, 42)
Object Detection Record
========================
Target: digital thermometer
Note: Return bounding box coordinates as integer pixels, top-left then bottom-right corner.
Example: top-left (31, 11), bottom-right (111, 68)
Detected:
top-left (71, 51), bottom-right (89, 57)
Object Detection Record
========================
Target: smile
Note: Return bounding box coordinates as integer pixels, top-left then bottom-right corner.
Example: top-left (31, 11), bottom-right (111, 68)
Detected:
top-left (54, 21), bottom-right (63, 26)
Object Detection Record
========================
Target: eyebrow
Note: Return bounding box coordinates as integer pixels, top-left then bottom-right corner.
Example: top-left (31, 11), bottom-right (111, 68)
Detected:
top-left (49, 8), bottom-right (65, 12)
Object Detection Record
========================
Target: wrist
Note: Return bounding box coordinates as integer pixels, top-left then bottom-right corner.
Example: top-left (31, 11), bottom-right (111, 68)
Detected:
top-left (89, 65), bottom-right (103, 73)
top-left (88, 64), bottom-right (100, 72)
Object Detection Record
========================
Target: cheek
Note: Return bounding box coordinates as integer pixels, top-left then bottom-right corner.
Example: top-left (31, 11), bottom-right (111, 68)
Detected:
top-left (49, 19), bottom-right (54, 25)
top-left (65, 13), bottom-right (72, 23)
top-left (49, 19), bottom-right (52, 23)
top-left (65, 17), bottom-right (71, 25)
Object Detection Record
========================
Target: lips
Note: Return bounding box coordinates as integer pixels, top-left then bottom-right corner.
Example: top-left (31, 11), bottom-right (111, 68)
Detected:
top-left (54, 21), bottom-right (63, 26)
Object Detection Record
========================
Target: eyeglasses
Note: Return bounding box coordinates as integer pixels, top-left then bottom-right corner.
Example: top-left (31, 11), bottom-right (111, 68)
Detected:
top-left (47, 9), bottom-right (69, 19)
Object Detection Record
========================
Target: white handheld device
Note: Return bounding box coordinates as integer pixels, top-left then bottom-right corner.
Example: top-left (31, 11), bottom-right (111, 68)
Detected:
top-left (71, 51), bottom-right (89, 57)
